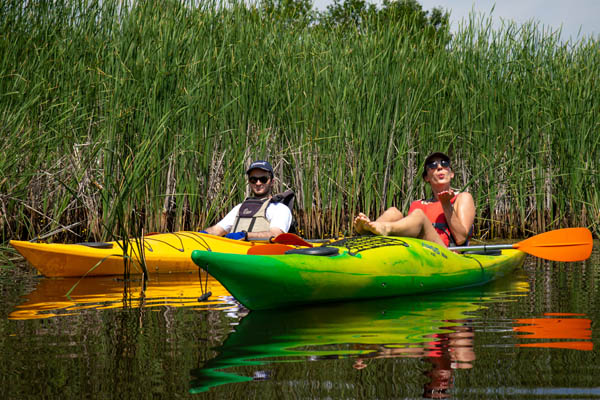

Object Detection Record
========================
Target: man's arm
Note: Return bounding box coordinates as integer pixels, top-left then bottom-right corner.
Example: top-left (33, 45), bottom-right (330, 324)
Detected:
top-left (204, 225), bottom-right (228, 236)
top-left (246, 227), bottom-right (285, 241)
top-left (200, 205), bottom-right (240, 236)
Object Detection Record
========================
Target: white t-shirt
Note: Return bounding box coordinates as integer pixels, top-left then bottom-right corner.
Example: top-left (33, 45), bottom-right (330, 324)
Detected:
top-left (216, 202), bottom-right (292, 233)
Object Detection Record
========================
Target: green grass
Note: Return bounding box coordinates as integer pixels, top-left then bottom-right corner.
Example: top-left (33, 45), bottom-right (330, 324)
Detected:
top-left (1, 0), bottom-right (598, 244)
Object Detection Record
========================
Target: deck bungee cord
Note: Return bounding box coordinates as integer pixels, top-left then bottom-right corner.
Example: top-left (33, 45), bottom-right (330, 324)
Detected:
top-left (142, 231), bottom-right (213, 253)
top-left (327, 236), bottom-right (410, 256)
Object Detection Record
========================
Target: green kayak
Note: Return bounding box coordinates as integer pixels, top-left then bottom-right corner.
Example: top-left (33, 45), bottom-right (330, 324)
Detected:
top-left (191, 236), bottom-right (526, 310)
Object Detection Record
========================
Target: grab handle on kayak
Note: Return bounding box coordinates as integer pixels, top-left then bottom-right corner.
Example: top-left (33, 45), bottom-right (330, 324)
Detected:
top-left (76, 242), bottom-right (114, 249)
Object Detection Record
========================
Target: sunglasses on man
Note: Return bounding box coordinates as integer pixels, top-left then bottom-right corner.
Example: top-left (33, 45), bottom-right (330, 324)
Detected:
top-left (248, 176), bottom-right (270, 184)
top-left (426, 160), bottom-right (450, 170)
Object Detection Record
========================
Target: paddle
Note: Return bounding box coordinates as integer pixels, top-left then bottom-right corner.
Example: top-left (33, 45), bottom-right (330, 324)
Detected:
top-left (449, 227), bottom-right (593, 262)
top-left (252, 233), bottom-right (339, 246)
top-left (270, 233), bottom-right (314, 247)
top-left (248, 233), bottom-right (339, 255)
top-left (251, 228), bottom-right (593, 260)
top-left (247, 243), bottom-right (295, 255)
top-left (246, 233), bottom-right (313, 255)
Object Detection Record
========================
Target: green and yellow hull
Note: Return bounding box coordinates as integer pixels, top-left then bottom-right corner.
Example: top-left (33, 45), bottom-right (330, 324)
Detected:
top-left (191, 236), bottom-right (526, 310)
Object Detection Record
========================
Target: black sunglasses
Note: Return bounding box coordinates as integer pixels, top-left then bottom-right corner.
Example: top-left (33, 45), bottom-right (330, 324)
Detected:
top-left (426, 160), bottom-right (450, 170)
top-left (248, 176), bottom-right (270, 184)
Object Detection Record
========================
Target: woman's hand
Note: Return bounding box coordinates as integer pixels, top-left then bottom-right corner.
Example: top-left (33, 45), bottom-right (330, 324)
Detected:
top-left (437, 189), bottom-right (455, 204)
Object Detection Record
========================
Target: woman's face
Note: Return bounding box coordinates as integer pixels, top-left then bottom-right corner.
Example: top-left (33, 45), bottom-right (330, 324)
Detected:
top-left (424, 158), bottom-right (454, 186)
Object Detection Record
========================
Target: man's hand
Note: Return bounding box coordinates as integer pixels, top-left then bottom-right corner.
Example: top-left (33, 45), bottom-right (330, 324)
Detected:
top-left (224, 231), bottom-right (247, 240)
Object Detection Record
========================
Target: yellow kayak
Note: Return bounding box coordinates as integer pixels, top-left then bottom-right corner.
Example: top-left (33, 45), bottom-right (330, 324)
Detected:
top-left (11, 231), bottom-right (263, 277)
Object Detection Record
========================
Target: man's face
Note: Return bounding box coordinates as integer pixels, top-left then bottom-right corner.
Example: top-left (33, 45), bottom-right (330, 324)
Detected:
top-left (247, 169), bottom-right (273, 197)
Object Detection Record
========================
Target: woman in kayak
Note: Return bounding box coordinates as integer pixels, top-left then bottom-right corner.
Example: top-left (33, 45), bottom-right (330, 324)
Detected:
top-left (202, 160), bottom-right (292, 241)
top-left (354, 152), bottom-right (474, 247)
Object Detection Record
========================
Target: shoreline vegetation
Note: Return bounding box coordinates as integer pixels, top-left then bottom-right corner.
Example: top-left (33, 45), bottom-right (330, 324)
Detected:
top-left (1, 0), bottom-right (599, 247)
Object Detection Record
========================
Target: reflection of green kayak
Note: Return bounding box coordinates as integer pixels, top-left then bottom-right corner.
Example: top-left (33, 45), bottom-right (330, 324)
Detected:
top-left (191, 236), bottom-right (526, 310)
top-left (190, 277), bottom-right (529, 393)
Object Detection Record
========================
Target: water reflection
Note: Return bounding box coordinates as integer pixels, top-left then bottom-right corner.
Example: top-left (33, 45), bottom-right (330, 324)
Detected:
top-left (514, 313), bottom-right (593, 351)
top-left (9, 272), bottom-right (235, 319)
top-left (190, 277), bottom-right (532, 395)
top-left (351, 323), bottom-right (476, 399)
top-left (6, 256), bottom-right (596, 398)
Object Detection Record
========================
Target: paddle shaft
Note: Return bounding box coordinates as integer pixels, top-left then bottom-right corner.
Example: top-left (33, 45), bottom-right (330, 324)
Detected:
top-left (253, 237), bottom-right (332, 243)
top-left (449, 244), bottom-right (513, 252)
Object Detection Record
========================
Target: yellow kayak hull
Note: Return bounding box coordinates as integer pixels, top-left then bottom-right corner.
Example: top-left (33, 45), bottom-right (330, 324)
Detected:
top-left (11, 231), bottom-right (259, 277)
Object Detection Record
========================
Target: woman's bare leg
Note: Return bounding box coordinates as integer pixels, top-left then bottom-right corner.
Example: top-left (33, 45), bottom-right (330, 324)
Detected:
top-left (364, 209), bottom-right (446, 246)
top-left (374, 207), bottom-right (403, 222)
top-left (354, 207), bottom-right (404, 235)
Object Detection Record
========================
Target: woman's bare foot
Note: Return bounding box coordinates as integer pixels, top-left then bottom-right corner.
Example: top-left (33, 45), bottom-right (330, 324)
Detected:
top-left (353, 213), bottom-right (372, 235)
top-left (365, 221), bottom-right (393, 236)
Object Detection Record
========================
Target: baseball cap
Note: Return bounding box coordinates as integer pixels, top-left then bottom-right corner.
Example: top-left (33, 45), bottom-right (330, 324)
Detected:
top-left (246, 160), bottom-right (274, 176)
top-left (422, 152), bottom-right (451, 178)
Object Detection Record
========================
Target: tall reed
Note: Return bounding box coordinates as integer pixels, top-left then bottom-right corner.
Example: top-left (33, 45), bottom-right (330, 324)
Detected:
top-left (1, 0), bottom-right (598, 244)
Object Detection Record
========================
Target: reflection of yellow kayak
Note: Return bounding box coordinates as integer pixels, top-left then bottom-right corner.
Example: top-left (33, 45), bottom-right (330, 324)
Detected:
top-left (191, 277), bottom-right (530, 393)
top-left (9, 273), bottom-right (233, 320)
top-left (10, 231), bottom-right (263, 277)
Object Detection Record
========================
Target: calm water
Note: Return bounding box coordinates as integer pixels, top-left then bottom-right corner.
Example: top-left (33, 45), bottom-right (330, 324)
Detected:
top-left (1, 245), bottom-right (599, 399)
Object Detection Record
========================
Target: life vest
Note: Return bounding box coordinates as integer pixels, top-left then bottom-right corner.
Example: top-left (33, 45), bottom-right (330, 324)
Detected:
top-left (231, 190), bottom-right (297, 234)
top-left (232, 197), bottom-right (271, 233)
top-left (271, 190), bottom-right (297, 234)
top-left (408, 196), bottom-right (469, 246)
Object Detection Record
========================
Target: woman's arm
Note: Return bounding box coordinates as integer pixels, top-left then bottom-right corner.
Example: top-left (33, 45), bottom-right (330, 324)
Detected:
top-left (440, 191), bottom-right (475, 245)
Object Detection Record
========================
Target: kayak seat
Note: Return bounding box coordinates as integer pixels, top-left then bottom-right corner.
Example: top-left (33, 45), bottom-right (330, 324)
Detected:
top-left (285, 246), bottom-right (339, 257)
top-left (76, 242), bottom-right (114, 249)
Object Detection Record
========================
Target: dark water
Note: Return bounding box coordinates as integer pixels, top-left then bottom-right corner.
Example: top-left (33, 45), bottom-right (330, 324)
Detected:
top-left (1, 246), bottom-right (599, 399)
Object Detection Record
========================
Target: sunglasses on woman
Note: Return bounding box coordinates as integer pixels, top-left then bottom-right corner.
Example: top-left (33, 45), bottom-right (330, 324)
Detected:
top-left (248, 176), bottom-right (270, 184)
top-left (426, 160), bottom-right (450, 170)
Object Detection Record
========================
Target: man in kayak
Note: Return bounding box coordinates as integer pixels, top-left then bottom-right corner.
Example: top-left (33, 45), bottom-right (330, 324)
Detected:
top-left (202, 160), bottom-right (293, 240)
top-left (354, 152), bottom-right (475, 247)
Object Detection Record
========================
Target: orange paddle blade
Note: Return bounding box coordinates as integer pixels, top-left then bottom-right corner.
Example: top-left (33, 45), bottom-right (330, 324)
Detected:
top-left (247, 244), bottom-right (294, 255)
top-left (271, 233), bottom-right (313, 247)
top-left (514, 228), bottom-right (593, 262)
